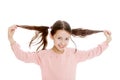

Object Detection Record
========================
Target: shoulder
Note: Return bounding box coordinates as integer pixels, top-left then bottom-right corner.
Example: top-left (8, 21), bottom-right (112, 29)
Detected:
top-left (37, 49), bottom-right (50, 54)
top-left (35, 49), bottom-right (51, 58)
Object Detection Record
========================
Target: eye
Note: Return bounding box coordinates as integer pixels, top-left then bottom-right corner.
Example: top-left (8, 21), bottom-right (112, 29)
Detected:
top-left (58, 37), bottom-right (62, 40)
top-left (65, 38), bottom-right (69, 40)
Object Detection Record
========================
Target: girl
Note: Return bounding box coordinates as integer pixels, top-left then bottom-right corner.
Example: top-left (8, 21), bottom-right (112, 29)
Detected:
top-left (8, 20), bottom-right (111, 80)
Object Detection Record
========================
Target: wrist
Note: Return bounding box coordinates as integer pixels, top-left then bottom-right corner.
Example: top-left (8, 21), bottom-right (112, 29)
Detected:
top-left (9, 39), bottom-right (16, 45)
top-left (106, 38), bottom-right (111, 44)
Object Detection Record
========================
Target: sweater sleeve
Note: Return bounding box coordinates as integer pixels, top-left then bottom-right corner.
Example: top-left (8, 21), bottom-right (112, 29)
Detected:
top-left (75, 41), bottom-right (109, 63)
top-left (10, 42), bottom-right (41, 65)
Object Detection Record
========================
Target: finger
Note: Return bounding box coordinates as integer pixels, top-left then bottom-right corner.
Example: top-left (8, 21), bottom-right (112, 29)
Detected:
top-left (104, 30), bottom-right (111, 35)
top-left (9, 25), bottom-right (17, 30)
top-left (106, 31), bottom-right (111, 35)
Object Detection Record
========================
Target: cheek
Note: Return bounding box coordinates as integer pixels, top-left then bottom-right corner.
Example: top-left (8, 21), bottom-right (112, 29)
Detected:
top-left (62, 40), bottom-right (69, 46)
top-left (66, 41), bottom-right (69, 45)
top-left (54, 40), bottom-right (60, 45)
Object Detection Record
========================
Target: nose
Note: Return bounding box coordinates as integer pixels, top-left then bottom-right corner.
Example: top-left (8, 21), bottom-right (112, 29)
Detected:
top-left (61, 42), bottom-right (65, 45)
top-left (61, 41), bottom-right (66, 46)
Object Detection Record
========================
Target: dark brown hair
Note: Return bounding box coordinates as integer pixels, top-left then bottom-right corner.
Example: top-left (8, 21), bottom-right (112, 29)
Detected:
top-left (16, 25), bottom-right (49, 50)
top-left (17, 20), bottom-right (103, 51)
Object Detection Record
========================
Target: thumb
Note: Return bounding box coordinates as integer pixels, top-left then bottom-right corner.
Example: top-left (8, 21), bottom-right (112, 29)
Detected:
top-left (9, 25), bottom-right (17, 30)
top-left (104, 30), bottom-right (111, 35)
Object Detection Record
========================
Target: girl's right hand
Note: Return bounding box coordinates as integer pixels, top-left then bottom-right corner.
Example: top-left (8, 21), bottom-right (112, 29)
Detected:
top-left (8, 25), bottom-right (17, 44)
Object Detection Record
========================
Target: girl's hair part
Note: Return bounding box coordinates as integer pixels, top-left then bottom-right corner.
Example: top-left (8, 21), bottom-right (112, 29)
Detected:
top-left (50, 20), bottom-right (71, 36)
top-left (17, 25), bottom-right (49, 51)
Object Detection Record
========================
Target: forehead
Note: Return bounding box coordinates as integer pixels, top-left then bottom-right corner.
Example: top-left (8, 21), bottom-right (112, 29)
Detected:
top-left (54, 30), bottom-right (71, 37)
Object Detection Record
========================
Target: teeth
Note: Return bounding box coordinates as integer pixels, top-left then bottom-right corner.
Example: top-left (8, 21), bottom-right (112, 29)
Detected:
top-left (59, 45), bottom-right (63, 48)
top-left (60, 45), bottom-right (63, 47)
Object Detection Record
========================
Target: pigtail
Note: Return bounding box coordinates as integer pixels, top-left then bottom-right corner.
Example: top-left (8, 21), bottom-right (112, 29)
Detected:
top-left (72, 28), bottom-right (103, 37)
top-left (17, 25), bottom-right (49, 51)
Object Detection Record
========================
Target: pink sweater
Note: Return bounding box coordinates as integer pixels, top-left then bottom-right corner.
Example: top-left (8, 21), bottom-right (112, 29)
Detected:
top-left (11, 41), bottom-right (108, 80)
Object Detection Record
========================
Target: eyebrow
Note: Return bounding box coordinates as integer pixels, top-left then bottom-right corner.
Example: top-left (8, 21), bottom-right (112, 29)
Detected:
top-left (56, 35), bottom-right (70, 38)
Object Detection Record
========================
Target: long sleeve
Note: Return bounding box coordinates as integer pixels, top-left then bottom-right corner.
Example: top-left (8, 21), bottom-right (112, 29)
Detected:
top-left (75, 41), bottom-right (109, 63)
top-left (10, 42), bottom-right (41, 65)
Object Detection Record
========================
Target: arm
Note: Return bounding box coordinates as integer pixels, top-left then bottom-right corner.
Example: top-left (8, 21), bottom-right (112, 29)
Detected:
top-left (75, 30), bottom-right (112, 62)
top-left (8, 25), bottom-right (17, 45)
top-left (8, 25), bottom-right (41, 64)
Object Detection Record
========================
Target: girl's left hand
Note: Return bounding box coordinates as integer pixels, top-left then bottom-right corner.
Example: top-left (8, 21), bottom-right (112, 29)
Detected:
top-left (104, 30), bottom-right (112, 43)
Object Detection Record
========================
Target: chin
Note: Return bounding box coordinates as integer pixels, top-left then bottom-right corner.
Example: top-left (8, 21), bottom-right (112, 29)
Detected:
top-left (58, 47), bottom-right (65, 52)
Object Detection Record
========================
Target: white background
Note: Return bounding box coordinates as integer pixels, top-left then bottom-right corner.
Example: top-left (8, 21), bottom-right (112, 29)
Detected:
top-left (0, 0), bottom-right (120, 80)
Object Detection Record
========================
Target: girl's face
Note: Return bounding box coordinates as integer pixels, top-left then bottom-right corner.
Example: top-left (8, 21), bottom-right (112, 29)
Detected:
top-left (51, 30), bottom-right (71, 53)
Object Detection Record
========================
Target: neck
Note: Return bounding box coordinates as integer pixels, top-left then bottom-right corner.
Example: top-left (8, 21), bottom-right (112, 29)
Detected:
top-left (52, 46), bottom-right (64, 54)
